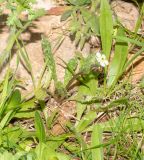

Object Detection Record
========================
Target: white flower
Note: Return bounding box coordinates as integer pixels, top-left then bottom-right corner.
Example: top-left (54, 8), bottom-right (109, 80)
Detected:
top-left (96, 52), bottom-right (109, 67)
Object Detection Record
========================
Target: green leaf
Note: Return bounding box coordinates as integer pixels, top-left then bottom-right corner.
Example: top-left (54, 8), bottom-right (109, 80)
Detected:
top-left (35, 143), bottom-right (71, 160)
top-left (67, 0), bottom-right (90, 6)
top-left (107, 27), bottom-right (128, 87)
top-left (61, 10), bottom-right (73, 21)
top-left (28, 9), bottom-right (45, 21)
top-left (42, 36), bottom-right (57, 83)
top-left (35, 143), bottom-right (55, 160)
top-left (64, 58), bottom-right (78, 87)
top-left (0, 69), bottom-right (10, 118)
top-left (76, 85), bottom-right (90, 122)
top-left (91, 124), bottom-right (104, 160)
top-left (20, 98), bottom-right (36, 111)
top-left (7, 89), bottom-right (21, 110)
top-left (55, 81), bottom-right (67, 98)
top-left (80, 53), bottom-right (98, 74)
top-left (47, 109), bottom-right (58, 130)
top-left (14, 111), bottom-right (35, 118)
top-left (140, 76), bottom-right (144, 88)
top-left (18, 47), bottom-right (32, 73)
top-left (70, 19), bottom-right (81, 34)
top-left (100, 0), bottom-right (113, 59)
top-left (81, 8), bottom-right (100, 35)
top-left (35, 111), bottom-right (46, 143)
top-left (113, 36), bottom-right (144, 47)
top-left (76, 111), bottom-right (96, 132)
top-left (0, 151), bottom-right (15, 160)
top-left (34, 87), bottom-right (47, 101)
top-left (0, 111), bottom-right (15, 130)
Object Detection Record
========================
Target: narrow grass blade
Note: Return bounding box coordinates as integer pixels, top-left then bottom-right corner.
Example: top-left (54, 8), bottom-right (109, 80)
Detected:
top-left (46, 109), bottom-right (58, 130)
top-left (91, 124), bottom-right (104, 160)
top-left (113, 35), bottom-right (144, 47)
top-left (0, 21), bottom-right (31, 68)
top-left (100, 0), bottom-right (113, 59)
top-left (35, 111), bottom-right (46, 143)
top-left (0, 69), bottom-right (10, 118)
top-left (0, 110), bottom-right (15, 130)
top-left (107, 27), bottom-right (128, 87)
top-left (0, 28), bottom-right (17, 68)
top-left (124, 46), bottom-right (144, 71)
top-left (86, 117), bottom-right (144, 133)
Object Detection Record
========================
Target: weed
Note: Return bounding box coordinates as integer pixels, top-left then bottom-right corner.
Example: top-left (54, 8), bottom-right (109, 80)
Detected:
top-left (0, 0), bottom-right (143, 159)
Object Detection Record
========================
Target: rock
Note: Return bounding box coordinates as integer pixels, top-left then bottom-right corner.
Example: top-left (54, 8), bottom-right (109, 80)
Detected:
top-left (111, 0), bottom-right (139, 31)
top-left (0, 13), bottom-right (90, 94)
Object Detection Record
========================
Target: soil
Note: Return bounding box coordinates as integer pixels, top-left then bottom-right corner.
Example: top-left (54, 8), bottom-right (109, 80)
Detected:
top-left (0, 1), bottom-right (143, 135)
top-left (0, 0), bottom-right (143, 150)
top-left (0, 0), bottom-right (143, 91)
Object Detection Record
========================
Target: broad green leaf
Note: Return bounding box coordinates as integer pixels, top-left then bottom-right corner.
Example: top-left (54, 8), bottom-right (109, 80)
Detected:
top-left (2, 127), bottom-right (23, 146)
top-left (76, 70), bottom-right (98, 122)
top-left (20, 98), bottom-right (36, 111)
top-left (35, 111), bottom-right (46, 143)
top-left (35, 143), bottom-right (55, 160)
top-left (91, 125), bottom-right (104, 160)
top-left (107, 28), bottom-right (128, 87)
top-left (7, 89), bottom-right (21, 110)
top-left (100, 0), bottom-right (113, 59)
top-left (35, 143), bottom-right (70, 160)
top-left (0, 151), bottom-right (15, 160)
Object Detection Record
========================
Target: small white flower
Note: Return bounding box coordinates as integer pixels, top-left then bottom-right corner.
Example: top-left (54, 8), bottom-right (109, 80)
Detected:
top-left (96, 52), bottom-right (109, 67)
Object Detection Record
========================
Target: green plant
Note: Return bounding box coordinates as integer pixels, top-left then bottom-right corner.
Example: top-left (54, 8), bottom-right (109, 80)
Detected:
top-left (62, 0), bottom-right (144, 89)
top-left (0, 0), bottom-right (143, 159)
top-left (0, 0), bottom-right (45, 68)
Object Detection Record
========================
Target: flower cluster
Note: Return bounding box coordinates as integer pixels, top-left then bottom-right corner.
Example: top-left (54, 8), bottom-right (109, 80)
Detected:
top-left (96, 52), bottom-right (109, 67)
